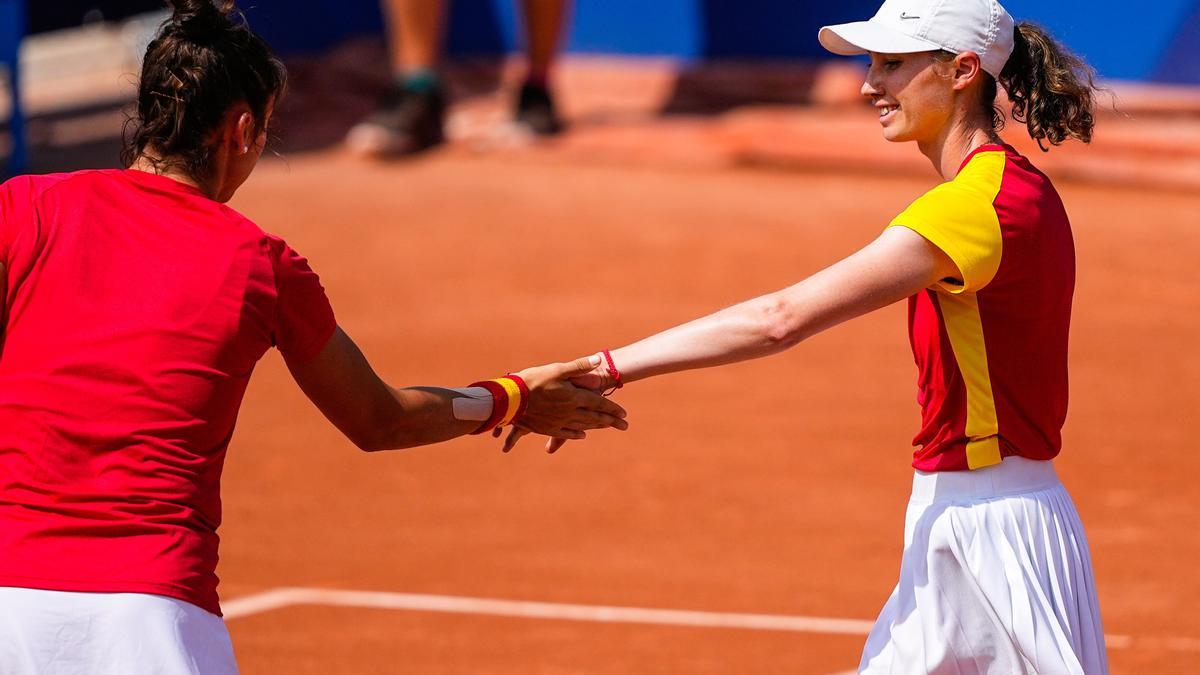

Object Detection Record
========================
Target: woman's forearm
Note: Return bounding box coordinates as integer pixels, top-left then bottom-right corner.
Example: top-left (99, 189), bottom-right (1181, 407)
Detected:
top-left (371, 362), bottom-right (626, 451)
top-left (606, 227), bottom-right (952, 384)
top-left (610, 291), bottom-right (806, 384)
top-left (287, 332), bottom-right (626, 452)
top-left (285, 329), bottom-right (502, 451)
top-left (365, 386), bottom-right (484, 451)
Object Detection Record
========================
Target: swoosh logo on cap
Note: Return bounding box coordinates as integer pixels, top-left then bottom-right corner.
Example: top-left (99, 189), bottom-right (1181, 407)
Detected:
top-left (900, 12), bottom-right (921, 19)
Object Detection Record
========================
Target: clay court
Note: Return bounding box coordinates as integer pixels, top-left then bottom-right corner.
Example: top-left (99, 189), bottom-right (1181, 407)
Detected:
top-left (141, 60), bottom-right (1199, 672)
top-left (4, 22), bottom-right (1200, 670)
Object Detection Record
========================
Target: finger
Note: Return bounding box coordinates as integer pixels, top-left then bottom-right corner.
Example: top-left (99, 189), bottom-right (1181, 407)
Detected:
top-left (555, 354), bottom-right (602, 378)
top-left (597, 412), bottom-right (630, 431)
top-left (546, 437), bottom-right (569, 454)
top-left (568, 374), bottom-right (607, 393)
top-left (575, 390), bottom-right (627, 418)
top-left (502, 427), bottom-right (531, 453)
top-left (492, 427), bottom-right (503, 438)
top-left (569, 410), bottom-right (629, 431)
top-left (546, 428), bottom-right (586, 441)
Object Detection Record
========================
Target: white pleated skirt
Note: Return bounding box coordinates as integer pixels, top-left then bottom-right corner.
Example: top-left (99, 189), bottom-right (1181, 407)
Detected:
top-left (858, 456), bottom-right (1108, 675)
top-left (0, 587), bottom-right (238, 675)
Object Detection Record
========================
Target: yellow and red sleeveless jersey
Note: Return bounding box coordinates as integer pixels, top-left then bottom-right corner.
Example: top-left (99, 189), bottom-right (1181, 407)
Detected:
top-left (890, 144), bottom-right (1074, 472)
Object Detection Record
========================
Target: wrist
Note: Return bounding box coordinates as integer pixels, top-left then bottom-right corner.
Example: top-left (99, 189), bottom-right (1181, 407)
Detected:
top-left (466, 374), bottom-right (529, 435)
top-left (599, 349), bottom-right (624, 395)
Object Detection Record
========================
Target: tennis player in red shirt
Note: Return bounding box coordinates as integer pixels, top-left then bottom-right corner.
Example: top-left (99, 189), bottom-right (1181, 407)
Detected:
top-left (0, 1), bottom-right (626, 672)
top-left (512, 1), bottom-right (1107, 672)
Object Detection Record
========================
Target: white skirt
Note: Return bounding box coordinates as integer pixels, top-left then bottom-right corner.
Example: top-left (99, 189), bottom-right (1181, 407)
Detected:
top-left (0, 587), bottom-right (238, 675)
top-left (858, 457), bottom-right (1108, 675)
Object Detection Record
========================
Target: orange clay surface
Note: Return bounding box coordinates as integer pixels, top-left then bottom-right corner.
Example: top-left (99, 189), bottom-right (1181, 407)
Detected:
top-left (215, 128), bottom-right (1200, 674)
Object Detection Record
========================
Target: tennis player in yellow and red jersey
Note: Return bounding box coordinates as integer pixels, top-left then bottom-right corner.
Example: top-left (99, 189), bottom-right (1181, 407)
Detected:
top-left (509, 0), bottom-right (1107, 672)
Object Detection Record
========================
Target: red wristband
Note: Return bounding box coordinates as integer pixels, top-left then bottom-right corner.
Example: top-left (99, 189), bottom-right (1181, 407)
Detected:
top-left (601, 349), bottom-right (623, 396)
top-left (505, 374), bottom-right (531, 425)
top-left (468, 379), bottom-right (509, 434)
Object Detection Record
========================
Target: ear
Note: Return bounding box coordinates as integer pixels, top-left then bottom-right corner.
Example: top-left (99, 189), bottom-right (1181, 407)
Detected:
top-left (237, 113), bottom-right (253, 154)
top-left (951, 51), bottom-right (985, 91)
top-left (230, 104), bottom-right (257, 154)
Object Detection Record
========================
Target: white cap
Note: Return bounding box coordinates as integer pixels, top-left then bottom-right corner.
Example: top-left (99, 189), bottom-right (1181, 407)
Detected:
top-left (818, 0), bottom-right (1016, 78)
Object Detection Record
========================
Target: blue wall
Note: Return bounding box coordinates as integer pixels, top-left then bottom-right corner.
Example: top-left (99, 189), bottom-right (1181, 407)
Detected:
top-left (246, 0), bottom-right (1200, 85)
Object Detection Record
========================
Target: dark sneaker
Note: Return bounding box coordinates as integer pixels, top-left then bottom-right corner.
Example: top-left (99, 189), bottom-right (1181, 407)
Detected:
top-left (514, 83), bottom-right (563, 136)
top-left (346, 85), bottom-right (446, 157)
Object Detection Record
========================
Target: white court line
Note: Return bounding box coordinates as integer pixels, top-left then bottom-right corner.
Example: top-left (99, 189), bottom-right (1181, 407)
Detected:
top-left (222, 587), bottom-right (311, 619)
top-left (224, 587), bottom-right (874, 635)
top-left (222, 587), bottom-right (1196, 653)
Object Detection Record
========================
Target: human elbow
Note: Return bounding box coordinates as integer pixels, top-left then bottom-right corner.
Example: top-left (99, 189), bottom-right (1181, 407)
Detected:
top-left (347, 413), bottom-right (406, 453)
top-left (349, 429), bottom-right (391, 453)
top-left (351, 417), bottom-right (433, 452)
top-left (349, 392), bottom-right (434, 452)
top-left (759, 295), bottom-right (803, 348)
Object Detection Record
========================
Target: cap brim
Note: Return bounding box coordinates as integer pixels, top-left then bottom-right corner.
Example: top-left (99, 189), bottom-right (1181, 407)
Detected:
top-left (818, 21), bottom-right (943, 56)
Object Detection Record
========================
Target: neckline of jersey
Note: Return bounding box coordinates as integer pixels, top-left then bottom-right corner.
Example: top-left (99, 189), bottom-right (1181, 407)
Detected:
top-left (122, 168), bottom-right (211, 199)
top-left (958, 143), bottom-right (1011, 174)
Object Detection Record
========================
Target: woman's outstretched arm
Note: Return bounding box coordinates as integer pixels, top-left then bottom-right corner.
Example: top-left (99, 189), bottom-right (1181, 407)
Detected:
top-left (286, 327), bottom-right (628, 452)
top-left (607, 226), bottom-right (955, 384)
top-left (507, 225), bottom-right (956, 452)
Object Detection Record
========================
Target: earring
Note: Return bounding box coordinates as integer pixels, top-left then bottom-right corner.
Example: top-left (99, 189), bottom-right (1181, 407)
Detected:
top-left (243, 145), bottom-right (250, 153)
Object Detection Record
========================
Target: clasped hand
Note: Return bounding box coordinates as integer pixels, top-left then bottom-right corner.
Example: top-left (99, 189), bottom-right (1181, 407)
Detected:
top-left (501, 355), bottom-right (618, 453)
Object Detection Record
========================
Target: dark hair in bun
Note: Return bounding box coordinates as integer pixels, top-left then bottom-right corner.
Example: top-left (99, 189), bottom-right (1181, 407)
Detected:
top-left (170, 0), bottom-right (231, 40)
top-left (122, 0), bottom-right (286, 177)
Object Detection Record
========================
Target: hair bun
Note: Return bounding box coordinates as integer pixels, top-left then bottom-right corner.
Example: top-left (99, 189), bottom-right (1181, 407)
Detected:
top-left (168, 0), bottom-right (233, 38)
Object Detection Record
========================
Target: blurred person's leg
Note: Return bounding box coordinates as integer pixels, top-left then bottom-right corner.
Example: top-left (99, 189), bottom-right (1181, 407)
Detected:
top-left (515, 0), bottom-right (569, 135)
top-left (347, 0), bottom-right (448, 157)
top-left (390, 0), bottom-right (445, 82)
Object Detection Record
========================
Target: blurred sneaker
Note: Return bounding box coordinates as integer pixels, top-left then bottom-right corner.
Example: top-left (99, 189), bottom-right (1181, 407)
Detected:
top-left (346, 85), bottom-right (446, 157)
top-left (514, 83), bottom-right (563, 136)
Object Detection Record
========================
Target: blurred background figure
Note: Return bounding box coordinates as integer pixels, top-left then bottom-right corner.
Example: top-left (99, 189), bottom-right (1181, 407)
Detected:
top-left (346, 0), bottom-right (569, 157)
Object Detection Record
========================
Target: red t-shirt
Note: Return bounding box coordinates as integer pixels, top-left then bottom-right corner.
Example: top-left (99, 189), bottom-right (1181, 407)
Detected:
top-left (0, 169), bottom-right (337, 615)
top-left (889, 145), bottom-right (1075, 472)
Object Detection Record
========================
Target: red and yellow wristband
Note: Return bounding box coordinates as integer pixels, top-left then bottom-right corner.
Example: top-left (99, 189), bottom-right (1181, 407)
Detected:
top-left (467, 374), bottom-right (530, 435)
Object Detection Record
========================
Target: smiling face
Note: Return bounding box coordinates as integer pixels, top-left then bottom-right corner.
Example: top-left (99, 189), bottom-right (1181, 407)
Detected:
top-left (862, 51), bottom-right (958, 145)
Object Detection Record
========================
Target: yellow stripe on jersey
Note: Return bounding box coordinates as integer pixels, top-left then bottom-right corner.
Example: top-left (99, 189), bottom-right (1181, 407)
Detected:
top-left (938, 293), bottom-right (1002, 469)
top-left (893, 149), bottom-right (1009, 469)
top-left (888, 150), bottom-right (1007, 294)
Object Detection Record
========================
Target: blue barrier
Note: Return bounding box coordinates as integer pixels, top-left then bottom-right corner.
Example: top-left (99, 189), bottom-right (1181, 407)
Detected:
top-left (1, 0), bottom-right (27, 176)
top-left (245, 0), bottom-right (1198, 85)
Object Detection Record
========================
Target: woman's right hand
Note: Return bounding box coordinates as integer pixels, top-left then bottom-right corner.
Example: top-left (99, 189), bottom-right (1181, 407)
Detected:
top-left (560, 352), bottom-right (614, 393)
